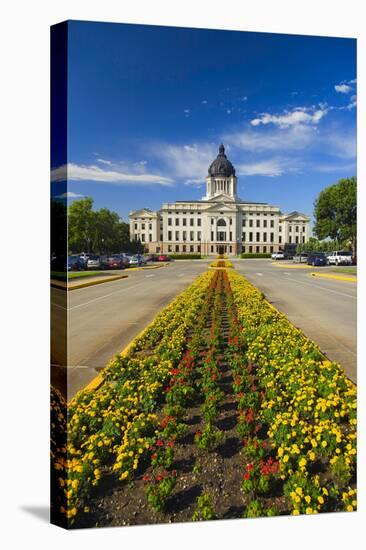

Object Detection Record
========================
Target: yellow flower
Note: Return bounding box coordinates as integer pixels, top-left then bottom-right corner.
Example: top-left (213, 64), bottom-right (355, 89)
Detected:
top-left (305, 495), bottom-right (311, 504)
top-left (305, 507), bottom-right (314, 514)
top-left (283, 454), bottom-right (289, 463)
top-left (317, 496), bottom-right (324, 505)
top-left (321, 440), bottom-right (327, 448)
top-left (346, 505), bottom-right (353, 512)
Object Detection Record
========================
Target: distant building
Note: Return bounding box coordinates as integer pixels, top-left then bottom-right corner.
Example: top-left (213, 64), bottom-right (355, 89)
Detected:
top-left (129, 144), bottom-right (310, 256)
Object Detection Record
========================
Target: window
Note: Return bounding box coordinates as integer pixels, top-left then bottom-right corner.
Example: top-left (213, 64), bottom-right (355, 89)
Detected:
top-left (296, 236), bottom-right (299, 244)
top-left (182, 245), bottom-right (186, 252)
top-left (270, 220), bottom-right (274, 228)
top-left (190, 231), bottom-right (194, 240)
top-left (256, 246), bottom-right (260, 253)
top-left (197, 231), bottom-right (201, 240)
top-left (249, 232), bottom-right (253, 242)
top-left (289, 236), bottom-right (292, 243)
top-left (182, 231), bottom-right (187, 241)
top-left (229, 246), bottom-right (232, 253)
top-left (141, 223), bottom-right (145, 230)
top-left (249, 220), bottom-right (253, 227)
top-left (175, 218), bottom-right (179, 226)
top-left (190, 245), bottom-right (194, 252)
top-left (168, 231), bottom-right (172, 241)
top-left (211, 218), bottom-right (214, 225)
top-left (168, 211), bottom-right (172, 214)
top-left (270, 233), bottom-right (274, 243)
top-left (149, 234), bottom-right (152, 242)
top-left (175, 231), bottom-right (179, 240)
top-left (190, 212), bottom-right (194, 215)
top-left (211, 245), bottom-right (214, 253)
top-left (197, 245), bottom-right (201, 252)
top-left (256, 219), bottom-right (260, 227)
top-left (175, 245), bottom-right (179, 252)
top-left (289, 225), bottom-right (292, 232)
top-left (279, 225), bottom-right (282, 232)
top-left (197, 218), bottom-right (201, 226)
top-left (168, 218), bottom-right (172, 225)
top-left (263, 246), bottom-right (267, 253)
top-left (230, 218), bottom-right (233, 225)
top-left (183, 218), bottom-right (187, 226)
top-left (270, 246), bottom-right (274, 253)
top-left (190, 218), bottom-right (194, 226)
top-left (211, 231), bottom-right (214, 241)
top-left (279, 235), bottom-right (282, 244)
top-left (229, 232), bottom-right (232, 240)
top-left (149, 224), bottom-right (152, 230)
top-left (134, 223), bottom-right (137, 230)
top-left (302, 226), bottom-right (306, 232)
top-left (168, 245), bottom-right (172, 252)
top-left (249, 246), bottom-right (253, 253)
top-left (296, 226), bottom-right (299, 232)
top-left (263, 220), bottom-right (267, 228)
top-left (263, 232), bottom-right (267, 242)
top-left (256, 232), bottom-right (260, 242)
top-left (242, 219), bottom-right (246, 226)
top-left (242, 232), bottom-right (246, 241)
top-left (141, 234), bottom-right (145, 242)
top-left (242, 246), bottom-right (246, 253)
top-left (302, 236), bottom-right (305, 243)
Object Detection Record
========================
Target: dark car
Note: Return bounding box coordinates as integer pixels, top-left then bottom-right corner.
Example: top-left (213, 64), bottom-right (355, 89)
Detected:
top-left (307, 253), bottom-right (327, 266)
top-left (68, 255), bottom-right (84, 271)
top-left (102, 254), bottom-right (125, 269)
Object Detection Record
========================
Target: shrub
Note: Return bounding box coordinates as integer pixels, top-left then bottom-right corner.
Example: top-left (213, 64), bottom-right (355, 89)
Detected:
top-left (241, 253), bottom-right (271, 259)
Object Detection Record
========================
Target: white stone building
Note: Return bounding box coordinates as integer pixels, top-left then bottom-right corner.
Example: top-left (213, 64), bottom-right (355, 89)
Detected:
top-left (129, 144), bottom-right (310, 256)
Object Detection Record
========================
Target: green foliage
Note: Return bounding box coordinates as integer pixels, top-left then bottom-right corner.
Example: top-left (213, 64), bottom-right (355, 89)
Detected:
top-left (296, 237), bottom-right (341, 254)
top-left (313, 177), bottom-right (356, 252)
top-left (192, 494), bottom-right (216, 521)
top-left (67, 197), bottom-right (138, 254)
top-left (241, 253), bottom-right (271, 259)
top-left (145, 474), bottom-right (176, 513)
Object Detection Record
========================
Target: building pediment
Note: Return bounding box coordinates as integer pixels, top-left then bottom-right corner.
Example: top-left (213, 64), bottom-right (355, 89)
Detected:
top-left (129, 208), bottom-right (157, 218)
top-left (207, 193), bottom-right (236, 203)
top-left (281, 211), bottom-right (310, 221)
top-left (203, 201), bottom-right (238, 212)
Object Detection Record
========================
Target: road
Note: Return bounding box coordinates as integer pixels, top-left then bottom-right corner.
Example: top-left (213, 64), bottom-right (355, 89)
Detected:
top-left (51, 261), bottom-right (211, 400)
top-left (51, 259), bottom-right (357, 400)
top-left (233, 260), bottom-right (357, 383)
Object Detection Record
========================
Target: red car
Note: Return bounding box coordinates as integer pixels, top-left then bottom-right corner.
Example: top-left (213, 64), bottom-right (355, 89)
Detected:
top-left (157, 254), bottom-right (170, 262)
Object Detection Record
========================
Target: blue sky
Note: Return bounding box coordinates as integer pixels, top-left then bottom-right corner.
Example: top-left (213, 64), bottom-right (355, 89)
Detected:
top-left (51, 21), bottom-right (356, 226)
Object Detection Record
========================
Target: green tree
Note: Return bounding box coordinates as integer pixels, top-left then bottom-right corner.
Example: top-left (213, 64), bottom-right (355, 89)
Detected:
top-left (313, 177), bottom-right (357, 253)
top-left (68, 197), bottom-right (95, 253)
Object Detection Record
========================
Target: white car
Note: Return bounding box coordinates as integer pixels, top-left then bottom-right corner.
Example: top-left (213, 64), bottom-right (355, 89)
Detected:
top-left (271, 251), bottom-right (285, 260)
top-left (327, 251), bottom-right (353, 266)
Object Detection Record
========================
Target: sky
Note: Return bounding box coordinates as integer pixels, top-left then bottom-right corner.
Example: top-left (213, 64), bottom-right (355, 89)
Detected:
top-left (51, 21), bottom-right (356, 226)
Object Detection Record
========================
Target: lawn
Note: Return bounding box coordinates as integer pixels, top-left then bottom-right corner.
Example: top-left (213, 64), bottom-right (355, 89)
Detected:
top-left (51, 271), bottom-right (102, 281)
top-left (330, 267), bottom-right (357, 275)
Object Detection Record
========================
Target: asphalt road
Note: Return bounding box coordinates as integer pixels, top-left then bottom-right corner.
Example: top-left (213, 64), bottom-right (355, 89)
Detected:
top-left (233, 260), bottom-right (357, 383)
top-left (52, 261), bottom-right (211, 400)
top-left (51, 259), bottom-right (357, 400)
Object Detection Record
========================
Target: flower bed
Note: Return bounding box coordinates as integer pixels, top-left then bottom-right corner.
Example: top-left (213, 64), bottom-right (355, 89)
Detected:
top-left (52, 268), bottom-right (356, 526)
top-left (210, 260), bottom-right (233, 268)
top-left (227, 270), bottom-right (357, 515)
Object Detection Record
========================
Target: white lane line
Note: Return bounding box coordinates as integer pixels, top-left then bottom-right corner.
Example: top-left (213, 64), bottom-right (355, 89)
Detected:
top-left (178, 273), bottom-right (185, 277)
top-left (145, 274), bottom-right (156, 278)
top-left (283, 275), bottom-right (356, 300)
top-left (256, 272), bottom-right (263, 276)
top-left (69, 281), bottom-right (146, 311)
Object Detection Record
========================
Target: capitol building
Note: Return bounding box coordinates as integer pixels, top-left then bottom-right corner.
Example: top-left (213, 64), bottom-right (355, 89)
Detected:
top-left (129, 144), bottom-right (310, 256)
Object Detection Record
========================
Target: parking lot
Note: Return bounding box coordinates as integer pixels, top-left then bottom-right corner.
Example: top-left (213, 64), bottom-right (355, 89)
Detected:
top-left (51, 258), bottom-right (356, 400)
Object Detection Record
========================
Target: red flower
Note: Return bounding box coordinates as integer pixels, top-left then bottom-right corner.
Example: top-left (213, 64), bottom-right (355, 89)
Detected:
top-left (143, 474), bottom-right (150, 481)
top-left (156, 439), bottom-right (163, 447)
top-left (244, 472), bottom-right (250, 480)
top-left (247, 463), bottom-right (253, 472)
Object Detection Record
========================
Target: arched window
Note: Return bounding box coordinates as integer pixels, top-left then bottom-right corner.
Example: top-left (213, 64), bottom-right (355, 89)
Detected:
top-left (217, 218), bottom-right (226, 227)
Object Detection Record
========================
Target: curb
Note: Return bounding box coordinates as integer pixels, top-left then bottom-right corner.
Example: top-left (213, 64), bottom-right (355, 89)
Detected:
top-left (51, 274), bottom-right (128, 291)
top-left (127, 263), bottom-right (170, 272)
top-left (72, 314), bottom-right (160, 401)
top-left (310, 272), bottom-right (357, 283)
top-left (271, 262), bottom-right (312, 269)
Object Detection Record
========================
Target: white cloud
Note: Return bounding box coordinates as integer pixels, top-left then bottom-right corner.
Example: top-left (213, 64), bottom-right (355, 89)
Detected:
top-left (96, 158), bottom-right (112, 165)
top-left (334, 83), bottom-right (352, 94)
top-left (224, 123), bottom-right (316, 153)
top-left (314, 162), bottom-right (356, 173)
top-left (237, 159), bottom-right (287, 177)
top-left (250, 106), bottom-right (328, 128)
top-left (320, 131), bottom-right (356, 159)
top-left (151, 142), bottom-right (216, 183)
top-left (51, 163), bottom-right (174, 186)
top-left (241, 96), bottom-right (248, 101)
top-left (54, 191), bottom-right (84, 199)
top-left (201, 100), bottom-right (208, 104)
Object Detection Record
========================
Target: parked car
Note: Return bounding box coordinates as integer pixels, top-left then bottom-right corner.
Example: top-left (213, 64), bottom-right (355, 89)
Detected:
top-left (157, 254), bottom-right (170, 262)
top-left (68, 255), bottom-right (84, 271)
top-left (327, 251), bottom-right (353, 266)
top-left (86, 254), bottom-right (101, 269)
top-left (118, 253), bottom-right (130, 268)
top-left (136, 254), bottom-right (147, 265)
top-left (271, 251), bottom-right (285, 260)
top-left (307, 253), bottom-right (328, 266)
top-left (128, 255), bottom-right (141, 266)
top-left (293, 253), bottom-right (308, 263)
top-left (101, 254), bottom-right (125, 269)
top-left (145, 254), bottom-right (158, 262)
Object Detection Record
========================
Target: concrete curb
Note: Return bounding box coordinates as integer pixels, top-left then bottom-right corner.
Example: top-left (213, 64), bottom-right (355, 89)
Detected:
top-left (51, 274), bottom-right (128, 291)
top-left (271, 262), bottom-right (312, 269)
top-left (74, 315), bottom-right (158, 400)
top-left (311, 272), bottom-right (357, 283)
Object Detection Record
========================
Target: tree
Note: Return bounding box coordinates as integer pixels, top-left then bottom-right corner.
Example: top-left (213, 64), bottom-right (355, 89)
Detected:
top-left (68, 197), bottom-right (95, 253)
top-left (313, 177), bottom-right (357, 253)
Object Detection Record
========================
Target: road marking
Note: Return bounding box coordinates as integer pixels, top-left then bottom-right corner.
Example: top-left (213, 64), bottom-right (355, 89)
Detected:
top-left (283, 275), bottom-right (356, 300)
top-left (178, 273), bottom-right (185, 277)
top-left (256, 273), bottom-right (263, 276)
top-left (68, 281), bottom-right (146, 311)
top-left (145, 274), bottom-right (156, 278)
